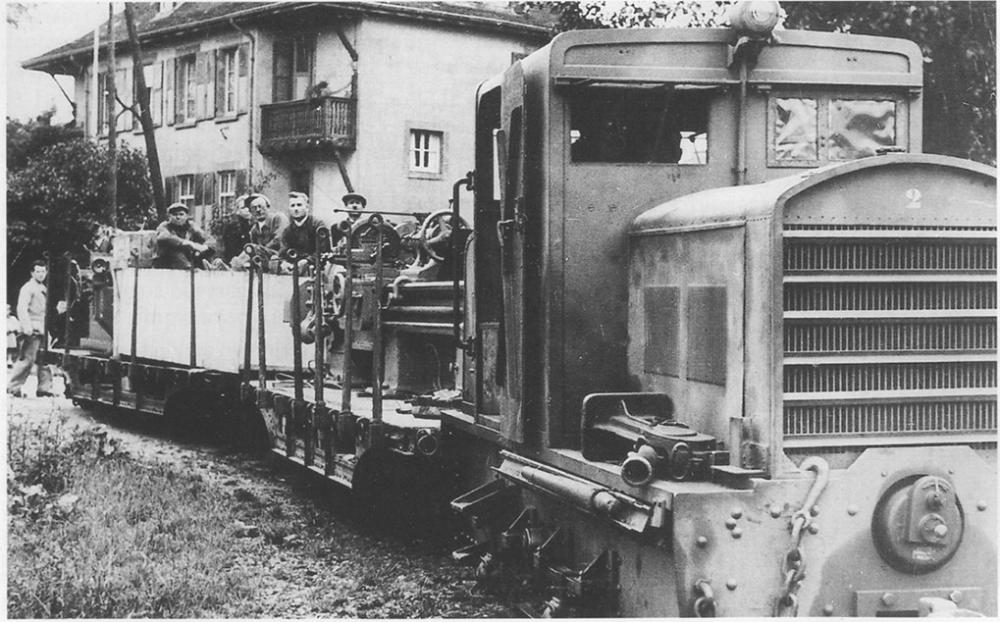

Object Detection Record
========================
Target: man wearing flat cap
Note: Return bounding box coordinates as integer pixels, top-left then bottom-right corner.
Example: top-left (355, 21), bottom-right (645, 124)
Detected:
top-left (154, 202), bottom-right (212, 269)
top-left (342, 193), bottom-right (367, 224)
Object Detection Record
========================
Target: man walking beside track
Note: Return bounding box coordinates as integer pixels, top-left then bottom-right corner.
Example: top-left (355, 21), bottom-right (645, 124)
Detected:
top-left (8, 259), bottom-right (54, 397)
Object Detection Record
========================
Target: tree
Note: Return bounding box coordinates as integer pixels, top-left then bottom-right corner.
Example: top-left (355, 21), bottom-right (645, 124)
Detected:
top-left (7, 138), bottom-right (154, 303)
top-left (516, 1), bottom-right (995, 165)
top-left (782, 1), bottom-right (995, 165)
top-left (6, 110), bottom-right (82, 171)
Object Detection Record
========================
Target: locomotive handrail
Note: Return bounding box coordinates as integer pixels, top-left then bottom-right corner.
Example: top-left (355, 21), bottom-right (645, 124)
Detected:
top-left (452, 173), bottom-right (473, 351)
top-left (370, 214), bottom-right (384, 431)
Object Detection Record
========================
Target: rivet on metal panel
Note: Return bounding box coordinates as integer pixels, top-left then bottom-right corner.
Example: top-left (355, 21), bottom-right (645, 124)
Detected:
top-left (726, 579), bottom-right (737, 591)
top-left (847, 505), bottom-right (858, 516)
top-left (822, 604), bottom-right (834, 616)
top-left (696, 536), bottom-right (709, 548)
top-left (881, 592), bottom-right (896, 607)
top-left (949, 591), bottom-right (963, 604)
top-left (881, 471), bottom-right (888, 477)
top-left (808, 523), bottom-right (819, 535)
top-left (977, 501), bottom-right (987, 511)
top-left (770, 505), bottom-right (782, 518)
top-left (948, 469), bottom-right (955, 475)
top-left (730, 507), bottom-right (743, 519)
top-left (731, 527), bottom-right (743, 539)
top-left (725, 518), bottom-right (737, 530)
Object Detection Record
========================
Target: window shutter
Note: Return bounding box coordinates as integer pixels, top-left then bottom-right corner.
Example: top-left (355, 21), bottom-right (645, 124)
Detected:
top-left (207, 51), bottom-right (217, 118)
top-left (214, 49), bottom-right (225, 116)
top-left (166, 57), bottom-right (177, 125)
top-left (200, 172), bottom-right (215, 206)
top-left (203, 172), bottom-right (217, 229)
top-left (235, 169), bottom-right (248, 194)
top-left (193, 174), bottom-right (204, 209)
top-left (195, 51), bottom-right (208, 120)
top-left (151, 62), bottom-right (163, 127)
top-left (237, 43), bottom-right (249, 113)
top-left (164, 176), bottom-right (177, 204)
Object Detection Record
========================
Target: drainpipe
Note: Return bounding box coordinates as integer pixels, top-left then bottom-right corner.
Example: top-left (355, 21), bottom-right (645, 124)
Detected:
top-left (229, 17), bottom-right (256, 188)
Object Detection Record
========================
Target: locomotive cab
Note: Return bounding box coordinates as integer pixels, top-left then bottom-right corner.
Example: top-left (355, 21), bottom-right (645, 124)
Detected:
top-left (447, 19), bottom-right (996, 618)
top-left (459, 24), bottom-right (926, 458)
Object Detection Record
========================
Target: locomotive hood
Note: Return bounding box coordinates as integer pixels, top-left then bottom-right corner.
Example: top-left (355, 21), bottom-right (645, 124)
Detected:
top-left (630, 154), bottom-right (996, 235)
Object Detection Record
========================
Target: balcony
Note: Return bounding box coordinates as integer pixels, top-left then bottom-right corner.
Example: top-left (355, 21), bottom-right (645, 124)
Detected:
top-left (259, 96), bottom-right (356, 155)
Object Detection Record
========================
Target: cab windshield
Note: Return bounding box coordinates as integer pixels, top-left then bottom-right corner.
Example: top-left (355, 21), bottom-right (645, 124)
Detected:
top-left (568, 86), bottom-right (710, 165)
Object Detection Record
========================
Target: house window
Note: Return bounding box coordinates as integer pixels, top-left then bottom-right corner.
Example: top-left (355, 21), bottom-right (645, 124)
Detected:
top-left (273, 36), bottom-right (314, 102)
top-left (96, 69), bottom-right (132, 135)
top-left (177, 54), bottom-right (197, 123)
top-left (218, 170), bottom-right (237, 212)
top-left (410, 129), bottom-right (443, 175)
top-left (218, 47), bottom-right (238, 116)
top-left (178, 175), bottom-right (195, 208)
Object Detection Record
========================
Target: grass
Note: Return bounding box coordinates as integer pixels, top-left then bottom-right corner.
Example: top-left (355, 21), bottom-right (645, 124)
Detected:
top-left (7, 415), bottom-right (257, 618)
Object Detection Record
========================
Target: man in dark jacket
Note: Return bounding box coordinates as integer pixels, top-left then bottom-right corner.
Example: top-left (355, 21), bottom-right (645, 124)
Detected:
top-left (248, 193), bottom-right (287, 254)
top-left (221, 196), bottom-right (253, 262)
top-left (280, 192), bottom-right (327, 260)
top-left (154, 203), bottom-right (210, 269)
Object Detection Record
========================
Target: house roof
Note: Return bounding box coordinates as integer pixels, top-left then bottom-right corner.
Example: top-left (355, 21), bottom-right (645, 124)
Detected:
top-left (23, 2), bottom-right (558, 74)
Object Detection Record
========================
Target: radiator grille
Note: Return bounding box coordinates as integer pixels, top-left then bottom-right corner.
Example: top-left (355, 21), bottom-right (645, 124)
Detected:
top-left (782, 227), bottom-right (997, 445)
top-left (785, 319), bottom-right (996, 354)
top-left (784, 361), bottom-right (996, 394)
top-left (785, 239), bottom-right (996, 273)
top-left (784, 282), bottom-right (996, 311)
top-left (784, 401), bottom-right (997, 436)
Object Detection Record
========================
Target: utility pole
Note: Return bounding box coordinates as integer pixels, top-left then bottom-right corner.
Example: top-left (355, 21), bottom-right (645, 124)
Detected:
top-left (106, 4), bottom-right (118, 227)
top-left (124, 2), bottom-right (165, 218)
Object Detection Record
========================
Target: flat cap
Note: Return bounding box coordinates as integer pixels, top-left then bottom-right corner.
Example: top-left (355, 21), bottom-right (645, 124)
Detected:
top-left (342, 193), bottom-right (367, 207)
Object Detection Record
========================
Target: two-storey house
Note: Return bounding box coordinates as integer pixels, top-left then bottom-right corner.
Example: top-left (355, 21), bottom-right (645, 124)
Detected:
top-left (24, 2), bottom-right (554, 232)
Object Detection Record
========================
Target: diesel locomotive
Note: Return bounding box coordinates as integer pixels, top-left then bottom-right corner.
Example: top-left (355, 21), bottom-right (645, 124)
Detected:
top-left (53, 3), bottom-right (996, 616)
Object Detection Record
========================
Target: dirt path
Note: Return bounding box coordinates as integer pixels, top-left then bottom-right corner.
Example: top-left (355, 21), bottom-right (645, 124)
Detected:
top-left (7, 396), bottom-right (511, 618)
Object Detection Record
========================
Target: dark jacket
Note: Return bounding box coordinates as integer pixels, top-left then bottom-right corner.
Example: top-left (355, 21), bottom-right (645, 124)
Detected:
top-left (280, 215), bottom-right (327, 257)
top-left (154, 220), bottom-right (208, 269)
top-left (221, 216), bottom-right (252, 261)
top-left (249, 211), bottom-right (288, 253)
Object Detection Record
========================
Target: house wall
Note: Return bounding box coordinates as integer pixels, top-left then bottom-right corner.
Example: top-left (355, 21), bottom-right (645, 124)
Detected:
top-left (352, 17), bottom-right (536, 221)
top-left (74, 12), bottom-right (543, 231)
top-left (81, 28), bottom-right (254, 180)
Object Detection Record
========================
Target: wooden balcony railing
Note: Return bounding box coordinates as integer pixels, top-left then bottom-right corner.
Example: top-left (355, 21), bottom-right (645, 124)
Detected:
top-left (259, 96), bottom-right (356, 155)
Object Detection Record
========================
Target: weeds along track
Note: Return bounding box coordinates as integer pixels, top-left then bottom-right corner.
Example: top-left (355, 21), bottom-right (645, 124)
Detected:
top-left (6, 396), bottom-right (510, 618)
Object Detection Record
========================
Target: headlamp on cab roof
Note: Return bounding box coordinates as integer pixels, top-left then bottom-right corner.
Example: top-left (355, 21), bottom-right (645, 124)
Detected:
top-left (728, 0), bottom-right (781, 38)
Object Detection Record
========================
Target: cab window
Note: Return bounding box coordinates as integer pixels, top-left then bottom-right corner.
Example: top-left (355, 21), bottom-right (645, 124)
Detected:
top-left (568, 86), bottom-right (710, 164)
top-left (769, 94), bottom-right (903, 167)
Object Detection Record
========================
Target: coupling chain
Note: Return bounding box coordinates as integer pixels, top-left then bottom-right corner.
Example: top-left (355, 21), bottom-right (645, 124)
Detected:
top-left (775, 457), bottom-right (829, 617)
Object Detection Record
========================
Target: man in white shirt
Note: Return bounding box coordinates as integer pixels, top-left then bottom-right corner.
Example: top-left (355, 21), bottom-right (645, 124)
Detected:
top-left (8, 260), bottom-right (54, 396)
